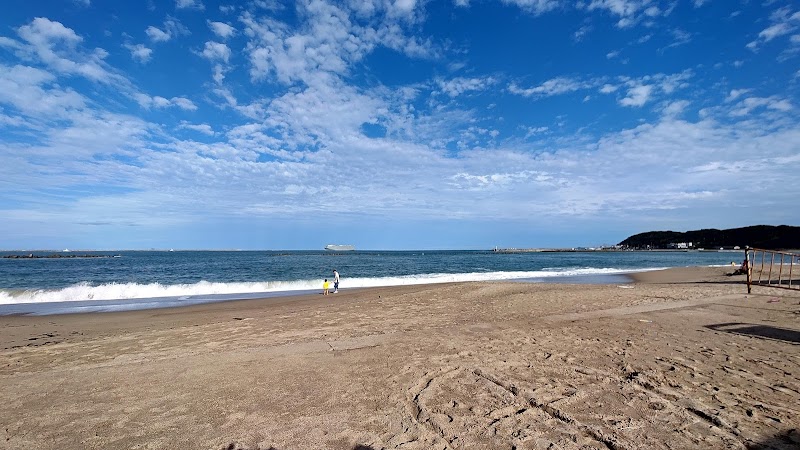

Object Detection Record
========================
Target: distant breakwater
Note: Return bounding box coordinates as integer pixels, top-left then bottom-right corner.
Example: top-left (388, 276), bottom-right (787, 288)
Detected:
top-left (3, 254), bottom-right (116, 259)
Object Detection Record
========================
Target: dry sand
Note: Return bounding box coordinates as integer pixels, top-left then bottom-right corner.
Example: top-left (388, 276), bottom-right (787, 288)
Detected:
top-left (1, 267), bottom-right (798, 450)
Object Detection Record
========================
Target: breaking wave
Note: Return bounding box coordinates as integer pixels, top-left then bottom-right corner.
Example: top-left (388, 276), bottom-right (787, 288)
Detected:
top-left (0, 267), bottom-right (649, 305)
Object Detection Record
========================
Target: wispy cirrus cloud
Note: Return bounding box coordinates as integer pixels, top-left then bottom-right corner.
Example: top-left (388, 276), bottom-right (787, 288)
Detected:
top-left (507, 70), bottom-right (691, 108)
top-left (509, 76), bottom-right (587, 97)
top-left (729, 96), bottom-right (792, 117)
top-left (746, 6), bottom-right (799, 51)
top-left (436, 76), bottom-right (497, 97)
top-left (580, 0), bottom-right (675, 28)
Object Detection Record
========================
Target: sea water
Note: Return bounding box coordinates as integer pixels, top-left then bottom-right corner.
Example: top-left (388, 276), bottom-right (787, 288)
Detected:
top-left (0, 250), bottom-right (744, 315)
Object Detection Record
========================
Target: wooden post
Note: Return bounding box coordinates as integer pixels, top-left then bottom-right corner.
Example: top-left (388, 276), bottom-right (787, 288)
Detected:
top-left (745, 247), bottom-right (751, 294)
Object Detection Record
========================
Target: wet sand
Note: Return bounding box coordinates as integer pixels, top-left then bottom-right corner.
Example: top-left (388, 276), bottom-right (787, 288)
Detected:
top-left (1, 267), bottom-right (799, 449)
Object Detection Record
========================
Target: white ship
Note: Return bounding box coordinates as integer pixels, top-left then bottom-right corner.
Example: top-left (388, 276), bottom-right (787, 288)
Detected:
top-left (324, 244), bottom-right (355, 251)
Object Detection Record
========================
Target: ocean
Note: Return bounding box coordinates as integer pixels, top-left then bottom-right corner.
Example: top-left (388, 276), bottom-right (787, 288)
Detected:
top-left (0, 250), bottom-right (744, 315)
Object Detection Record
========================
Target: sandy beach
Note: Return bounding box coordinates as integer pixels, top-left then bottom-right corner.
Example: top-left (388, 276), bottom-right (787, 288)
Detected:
top-left (1, 267), bottom-right (798, 449)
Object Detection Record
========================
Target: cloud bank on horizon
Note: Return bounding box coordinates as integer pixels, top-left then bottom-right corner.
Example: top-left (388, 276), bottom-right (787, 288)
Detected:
top-left (0, 0), bottom-right (798, 250)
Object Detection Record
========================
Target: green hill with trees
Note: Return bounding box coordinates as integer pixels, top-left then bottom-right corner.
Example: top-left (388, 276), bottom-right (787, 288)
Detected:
top-left (618, 225), bottom-right (800, 250)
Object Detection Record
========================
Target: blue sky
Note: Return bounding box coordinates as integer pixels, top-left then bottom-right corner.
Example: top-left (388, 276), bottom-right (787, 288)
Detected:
top-left (1, 0), bottom-right (798, 250)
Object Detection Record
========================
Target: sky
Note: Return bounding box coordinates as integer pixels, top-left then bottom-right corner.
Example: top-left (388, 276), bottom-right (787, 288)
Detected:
top-left (0, 0), bottom-right (798, 250)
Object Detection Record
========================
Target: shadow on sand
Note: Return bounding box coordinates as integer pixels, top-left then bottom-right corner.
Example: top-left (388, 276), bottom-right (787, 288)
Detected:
top-left (750, 429), bottom-right (800, 449)
top-left (706, 322), bottom-right (800, 344)
top-left (222, 445), bottom-right (376, 450)
top-left (222, 431), bottom-right (800, 450)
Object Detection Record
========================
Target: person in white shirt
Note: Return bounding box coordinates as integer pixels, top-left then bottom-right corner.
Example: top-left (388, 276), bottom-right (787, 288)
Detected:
top-left (332, 269), bottom-right (340, 293)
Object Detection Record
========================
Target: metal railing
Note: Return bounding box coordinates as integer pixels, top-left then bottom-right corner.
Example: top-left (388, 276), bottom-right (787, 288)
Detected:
top-left (746, 247), bottom-right (800, 294)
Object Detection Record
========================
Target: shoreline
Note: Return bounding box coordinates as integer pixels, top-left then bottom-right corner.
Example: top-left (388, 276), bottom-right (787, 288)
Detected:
top-left (0, 266), bottom-right (748, 350)
top-left (0, 266), bottom-right (725, 317)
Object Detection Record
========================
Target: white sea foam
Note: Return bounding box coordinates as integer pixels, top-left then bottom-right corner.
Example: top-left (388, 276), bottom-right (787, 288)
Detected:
top-left (0, 268), bottom-right (655, 306)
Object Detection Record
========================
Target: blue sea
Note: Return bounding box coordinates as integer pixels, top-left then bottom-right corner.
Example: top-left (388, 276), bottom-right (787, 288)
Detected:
top-left (0, 250), bottom-right (744, 315)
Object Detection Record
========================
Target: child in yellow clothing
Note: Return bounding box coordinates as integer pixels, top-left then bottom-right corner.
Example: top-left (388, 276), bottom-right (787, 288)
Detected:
top-left (323, 279), bottom-right (330, 295)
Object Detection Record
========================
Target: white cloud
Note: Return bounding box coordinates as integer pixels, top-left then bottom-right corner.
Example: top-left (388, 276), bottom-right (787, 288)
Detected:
top-left (172, 97), bottom-right (198, 111)
top-left (759, 23), bottom-right (792, 42)
top-left (178, 121), bottom-right (215, 135)
top-left (135, 94), bottom-right (197, 110)
top-left (501, 0), bottom-right (561, 15)
top-left (726, 89), bottom-right (749, 102)
top-left (241, 3), bottom-right (436, 86)
top-left (208, 21), bottom-right (236, 39)
top-left (730, 96), bottom-right (792, 116)
top-left (14, 18), bottom-right (127, 86)
top-left (145, 18), bottom-right (189, 43)
top-left (656, 71), bottom-right (691, 93)
top-left (211, 65), bottom-right (226, 84)
top-left (17, 17), bottom-right (79, 47)
top-left (201, 41), bottom-right (231, 63)
top-left (663, 28), bottom-right (692, 49)
top-left (599, 83), bottom-right (618, 94)
top-left (523, 126), bottom-right (549, 138)
top-left (0, 64), bottom-right (86, 117)
top-left (662, 100), bottom-right (690, 117)
top-left (4, 17), bottom-right (195, 114)
top-left (124, 43), bottom-right (152, 63)
top-left (146, 26), bottom-right (171, 42)
top-left (200, 41), bottom-right (232, 84)
top-left (619, 84), bottom-right (652, 107)
top-left (436, 76), bottom-right (496, 97)
top-left (0, 36), bottom-right (23, 51)
top-left (644, 6), bottom-right (659, 17)
top-left (574, 24), bottom-right (591, 41)
top-left (581, 0), bottom-right (669, 28)
top-left (509, 77), bottom-right (585, 97)
top-left (176, 0), bottom-right (204, 10)
top-left (509, 71), bottom-right (689, 106)
top-left (392, 0), bottom-right (417, 16)
top-left (746, 6), bottom-right (800, 51)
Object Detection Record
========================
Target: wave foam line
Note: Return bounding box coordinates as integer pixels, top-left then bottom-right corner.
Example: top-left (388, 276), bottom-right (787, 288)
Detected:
top-left (0, 268), bottom-right (655, 305)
